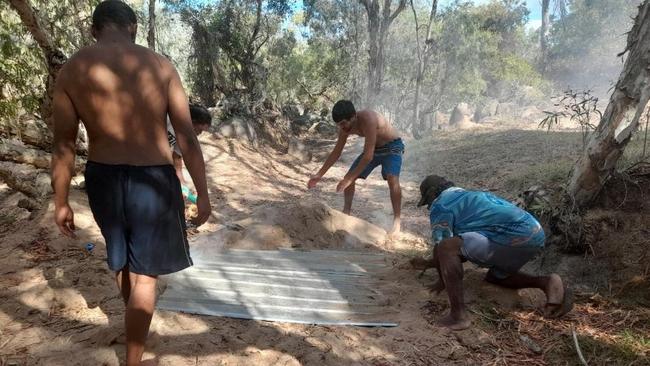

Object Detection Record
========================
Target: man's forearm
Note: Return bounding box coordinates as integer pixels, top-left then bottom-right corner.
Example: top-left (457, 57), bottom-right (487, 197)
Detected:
top-left (345, 155), bottom-right (372, 180)
top-left (51, 147), bottom-right (75, 207)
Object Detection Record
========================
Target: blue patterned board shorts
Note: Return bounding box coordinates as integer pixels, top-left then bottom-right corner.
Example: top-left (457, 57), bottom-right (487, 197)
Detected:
top-left (348, 138), bottom-right (404, 180)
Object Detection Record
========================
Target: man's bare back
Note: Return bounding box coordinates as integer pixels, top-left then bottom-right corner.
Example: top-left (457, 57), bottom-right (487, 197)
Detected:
top-left (58, 42), bottom-right (176, 165)
top-left (343, 109), bottom-right (400, 147)
top-left (51, 4), bottom-right (210, 364)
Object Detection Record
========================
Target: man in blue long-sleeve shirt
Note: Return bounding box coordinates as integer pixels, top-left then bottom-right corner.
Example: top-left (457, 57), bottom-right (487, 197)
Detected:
top-left (416, 175), bottom-right (573, 330)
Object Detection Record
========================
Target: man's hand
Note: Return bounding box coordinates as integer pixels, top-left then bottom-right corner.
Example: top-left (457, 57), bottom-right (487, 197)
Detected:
top-left (191, 193), bottom-right (211, 226)
top-left (307, 175), bottom-right (321, 189)
top-left (55, 203), bottom-right (76, 238)
top-left (336, 177), bottom-right (353, 193)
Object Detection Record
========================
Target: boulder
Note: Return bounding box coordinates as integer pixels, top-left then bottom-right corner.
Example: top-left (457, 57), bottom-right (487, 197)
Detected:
top-left (474, 99), bottom-right (499, 121)
top-left (449, 103), bottom-right (472, 126)
top-left (282, 103), bottom-right (304, 119)
top-left (217, 116), bottom-right (258, 145)
top-left (308, 121), bottom-right (337, 136)
top-left (496, 102), bottom-right (516, 116)
top-left (291, 113), bottom-right (322, 134)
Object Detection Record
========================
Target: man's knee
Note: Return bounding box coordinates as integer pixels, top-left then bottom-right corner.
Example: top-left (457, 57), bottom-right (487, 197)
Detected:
top-left (386, 175), bottom-right (400, 187)
top-left (438, 237), bottom-right (462, 256)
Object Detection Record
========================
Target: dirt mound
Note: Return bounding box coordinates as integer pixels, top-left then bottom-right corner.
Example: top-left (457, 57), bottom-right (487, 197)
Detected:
top-left (192, 200), bottom-right (387, 252)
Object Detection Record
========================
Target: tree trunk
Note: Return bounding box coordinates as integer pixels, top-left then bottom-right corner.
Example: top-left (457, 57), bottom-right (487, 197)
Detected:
top-left (540, 0), bottom-right (550, 72)
top-left (189, 19), bottom-right (217, 106)
top-left (147, 0), bottom-right (156, 51)
top-left (8, 0), bottom-right (67, 129)
top-left (567, 0), bottom-right (650, 207)
top-left (411, 0), bottom-right (437, 138)
top-left (360, 0), bottom-right (407, 107)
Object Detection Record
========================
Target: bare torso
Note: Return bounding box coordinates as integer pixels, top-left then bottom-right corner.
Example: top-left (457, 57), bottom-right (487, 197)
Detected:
top-left (59, 41), bottom-right (174, 165)
top-left (349, 109), bottom-right (400, 147)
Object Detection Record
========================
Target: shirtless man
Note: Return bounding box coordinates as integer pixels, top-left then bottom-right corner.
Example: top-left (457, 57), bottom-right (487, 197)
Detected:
top-left (307, 100), bottom-right (404, 234)
top-left (50, 1), bottom-right (210, 365)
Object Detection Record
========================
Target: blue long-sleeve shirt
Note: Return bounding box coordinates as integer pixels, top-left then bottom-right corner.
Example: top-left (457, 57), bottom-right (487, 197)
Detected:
top-left (429, 187), bottom-right (544, 247)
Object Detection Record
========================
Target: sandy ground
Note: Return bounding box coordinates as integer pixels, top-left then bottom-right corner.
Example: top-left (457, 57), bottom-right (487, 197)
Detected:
top-left (0, 123), bottom-right (648, 366)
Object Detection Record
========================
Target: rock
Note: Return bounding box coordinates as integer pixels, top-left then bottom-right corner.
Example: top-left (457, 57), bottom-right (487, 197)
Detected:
top-left (282, 103), bottom-right (304, 119)
top-left (232, 117), bottom-right (249, 136)
top-left (0, 161), bottom-right (51, 198)
top-left (304, 113), bottom-right (322, 124)
top-left (308, 121), bottom-right (337, 136)
top-left (449, 103), bottom-right (473, 126)
top-left (287, 138), bottom-right (312, 162)
top-left (218, 123), bottom-right (235, 138)
top-left (454, 328), bottom-right (491, 350)
top-left (291, 113), bottom-right (322, 134)
top-left (519, 335), bottom-right (543, 354)
top-left (496, 102), bottom-right (516, 116)
top-left (217, 116), bottom-right (258, 145)
top-left (474, 99), bottom-right (499, 121)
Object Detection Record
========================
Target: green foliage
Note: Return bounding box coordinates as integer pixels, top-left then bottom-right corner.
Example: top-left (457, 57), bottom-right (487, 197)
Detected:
top-left (417, 0), bottom-right (541, 110)
top-left (547, 0), bottom-right (639, 95)
top-left (0, 9), bottom-right (43, 120)
top-left (265, 31), bottom-right (350, 108)
top-left (0, 0), bottom-right (99, 122)
top-left (0, 0), bottom-right (639, 126)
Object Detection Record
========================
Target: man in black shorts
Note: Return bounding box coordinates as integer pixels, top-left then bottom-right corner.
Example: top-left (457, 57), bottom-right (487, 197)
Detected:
top-left (51, 1), bottom-right (210, 364)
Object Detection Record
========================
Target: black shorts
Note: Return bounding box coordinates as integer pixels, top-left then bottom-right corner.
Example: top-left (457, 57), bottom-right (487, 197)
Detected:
top-left (85, 161), bottom-right (193, 275)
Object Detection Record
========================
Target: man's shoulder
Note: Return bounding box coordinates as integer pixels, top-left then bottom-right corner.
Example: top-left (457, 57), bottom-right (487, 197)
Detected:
top-left (61, 45), bottom-right (96, 72)
top-left (357, 109), bottom-right (379, 121)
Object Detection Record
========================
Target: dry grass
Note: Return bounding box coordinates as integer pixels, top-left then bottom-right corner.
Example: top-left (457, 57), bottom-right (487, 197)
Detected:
top-left (469, 292), bottom-right (650, 366)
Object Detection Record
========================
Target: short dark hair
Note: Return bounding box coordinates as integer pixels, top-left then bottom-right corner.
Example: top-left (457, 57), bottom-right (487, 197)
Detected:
top-left (92, 1), bottom-right (137, 32)
top-left (332, 100), bottom-right (356, 123)
top-left (190, 104), bottom-right (212, 126)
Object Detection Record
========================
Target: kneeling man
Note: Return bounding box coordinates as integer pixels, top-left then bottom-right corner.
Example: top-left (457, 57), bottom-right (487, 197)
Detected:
top-left (416, 175), bottom-right (573, 330)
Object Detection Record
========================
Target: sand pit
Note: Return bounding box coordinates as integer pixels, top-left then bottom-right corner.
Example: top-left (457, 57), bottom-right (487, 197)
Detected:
top-left (194, 200), bottom-right (387, 252)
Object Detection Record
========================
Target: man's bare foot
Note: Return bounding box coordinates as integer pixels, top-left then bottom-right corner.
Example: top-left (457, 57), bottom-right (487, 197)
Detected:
top-left (388, 218), bottom-right (401, 238)
top-left (436, 312), bottom-right (471, 331)
top-left (544, 274), bottom-right (564, 305)
top-left (544, 273), bottom-right (573, 318)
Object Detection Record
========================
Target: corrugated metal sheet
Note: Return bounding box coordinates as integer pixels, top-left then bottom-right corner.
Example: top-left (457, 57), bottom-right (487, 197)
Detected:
top-left (157, 248), bottom-right (398, 327)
